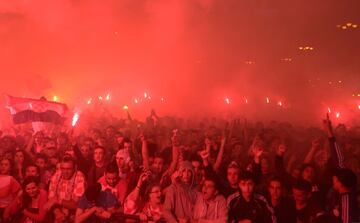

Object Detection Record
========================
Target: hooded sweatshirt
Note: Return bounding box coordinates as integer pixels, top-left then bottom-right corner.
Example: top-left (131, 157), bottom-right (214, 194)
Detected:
top-left (193, 193), bottom-right (228, 223)
top-left (163, 161), bottom-right (198, 223)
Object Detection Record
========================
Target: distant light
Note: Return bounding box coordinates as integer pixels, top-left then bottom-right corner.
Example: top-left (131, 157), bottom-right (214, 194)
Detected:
top-left (245, 98), bottom-right (248, 104)
top-left (329, 81), bottom-right (332, 85)
top-left (352, 24), bottom-right (358, 28)
top-left (336, 25), bottom-right (341, 28)
top-left (309, 47), bottom-right (314, 50)
top-left (114, 31), bottom-right (118, 35)
top-left (336, 112), bottom-right (340, 119)
top-left (123, 105), bottom-right (129, 110)
top-left (87, 98), bottom-right (92, 105)
top-left (144, 92), bottom-right (148, 98)
top-left (98, 96), bottom-right (103, 101)
top-left (342, 26), bottom-right (347, 29)
top-left (72, 113), bottom-right (79, 127)
top-left (338, 80), bottom-right (342, 84)
top-left (53, 95), bottom-right (58, 102)
top-left (266, 97), bottom-right (270, 104)
top-left (29, 103), bottom-right (33, 109)
top-left (225, 97), bottom-right (230, 104)
top-left (299, 47), bottom-right (303, 50)
top-left (328, 107), bottom-right (331, 113)
top-left (358, 105), bottom-right (360, 110)
top-left (161, 97), bottom-right (164, 102)
top-left (106, 93), bottom-right (110, 101)
top-left (278, 101), bottom-right (283, 107)
top-left (134, 98), bottom-right (139, 104)
top-left (358, 93), bottom-right (360, 97)
top-left (346, 23), bottom-right (352, 27)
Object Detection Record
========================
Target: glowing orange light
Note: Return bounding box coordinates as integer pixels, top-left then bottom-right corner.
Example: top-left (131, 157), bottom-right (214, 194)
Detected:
top-left (53, 95), bottom-right (58, 102)
top-left (106, 93), bottom-right (110, 101)
top-left (72, 113), bottom-right (79, 127)
top-left (87, 98), bottom-right (92, 105)
top-left (98, 96), bottom-right (103, 101)
top-left (266, 97), bottom-right (270, 104)
top-left (225, 98), bottom-right (230, 104)
top-left (134, 98), bottom-right (139, 104)
top-left (245, 98), bottom-right (248, 104)
top-left (278, 101), bottom-right (283, 106)
top-left (144, 92), bottom-right (148, 98)
top-left (123, 105), bottom-right (129, 110)
top-left (328, 107), bottom-right (331, 113)
top-left (358, 105), bottom-right (360, 110)
top-left (336, 112), bottom-right (340, 119)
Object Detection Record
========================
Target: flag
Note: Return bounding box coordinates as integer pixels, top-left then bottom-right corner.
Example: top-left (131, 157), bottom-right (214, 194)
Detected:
top-left (4, 95), bottom-right (68, 125)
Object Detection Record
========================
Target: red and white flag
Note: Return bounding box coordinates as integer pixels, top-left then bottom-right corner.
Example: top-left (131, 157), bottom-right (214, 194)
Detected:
top-left (4, 95), bottom-right (68, 125)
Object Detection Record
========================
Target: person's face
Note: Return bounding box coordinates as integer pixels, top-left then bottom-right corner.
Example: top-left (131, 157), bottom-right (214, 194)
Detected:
top-left (15, 152), bottom-right (25, 164)
top-left (124, 142), bottom-right (132, 151)
top-left (149, 186), bottom-right (162, 204)
top-left (116, 155), bottom-right (126, 169)
top-left (227, 167), bottom-right (240, 187)
top-left (116, 136), bottom-right (124, 145)
top-left (34, 133), bottom-right (43, 145)
top-left (239, 179), bottom-right (255, 198)
top-left (191, 161), bottom-right (201, 173)
top-left (36, 158), bottom-right (46, 169)
top-left (60, 162), bottom-right (75, 180)
top-left (106, 128), bottom-right (115, 138)
top-left (46, 140), bottom-right (56, 149)
top-left (291, 168), bottom-right (301, 180)
top-left (261, 158), bottom-right (270, 175)
top-left (80, 145), bottom-right (90, 157)
top-left (292, 188), bottom-right (309, 205)
top-left (151, 157), bottom-right (164, 174)
top-left (0, 159), bottom-right (11, 175)
top-left (94, 148), bottom-right (105, 163)
top-left (46, 148), bottom-right (57, 158)
top-left (25, 182), bottom-right (39, 198)
top-left (302, 166), bottom-right (315, 183)
top-left (202, 180), bottom-right (218, 200)
top-left (181, 169), bottom-right (192, 184)
top-left (105, 172), bottom-right (119, 187)
top-left (332, 176), bottom-right (342, 192)
top-left (25, 166), bottom-right (39, 177)
top-left (268, 181), bottom-right (282, 201)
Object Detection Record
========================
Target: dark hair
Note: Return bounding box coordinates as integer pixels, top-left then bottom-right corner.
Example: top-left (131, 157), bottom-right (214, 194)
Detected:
top-left (36, 153), bottom-right (48, 163)
top-left (105, 163), bottom-right (119, 175)
top-left (292, 179), bottom-right (312, 193)
top-left (85, 183), bottom-right (102, 203)
top-left (204, 176), bottom-right (220, 191)
top-left (94, 145), bottom-right (105, 152)
top-left (268, 175), bottom-right (283, 187)
top-left (333, 168), bottom-right (357, 189)
top-left (239, 170), bottom-right (255, 182)
top-left (123, 138), bottom-right (132, 144)
top-left (61, 155), bottom-right (76, 167)
top-left (144, 183), bottom-right (161, 202)
top-left (22, 176), bottom-right (40, 208)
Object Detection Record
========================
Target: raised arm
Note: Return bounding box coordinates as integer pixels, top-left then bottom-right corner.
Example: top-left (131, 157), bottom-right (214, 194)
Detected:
top-left (323, 114), bottom-right (344, 168)
top-left (213, 133), bottom-right (226, 172)
top-left (140, 134), bottom-right (150, 170)
top-left (304, 138), bottom-right (321, 164)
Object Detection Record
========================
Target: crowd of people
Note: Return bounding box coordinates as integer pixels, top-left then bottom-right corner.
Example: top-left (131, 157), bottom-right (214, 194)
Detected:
top-left (0, 110), bottom-right (359, 223)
